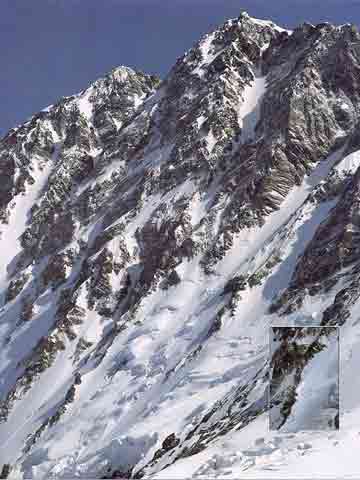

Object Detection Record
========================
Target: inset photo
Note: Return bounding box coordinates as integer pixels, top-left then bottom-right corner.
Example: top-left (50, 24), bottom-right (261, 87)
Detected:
top-left (269, 326), bottom-right (339, 431)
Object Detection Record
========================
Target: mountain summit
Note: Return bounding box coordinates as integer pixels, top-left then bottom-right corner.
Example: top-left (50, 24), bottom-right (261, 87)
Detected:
top-left (0, 13), bottom-right (360, 478)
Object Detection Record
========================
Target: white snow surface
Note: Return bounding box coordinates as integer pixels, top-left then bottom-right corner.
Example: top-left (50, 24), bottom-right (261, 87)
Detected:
top-left (154, 409), bottom-right (360, 479)
top-left (77, 87), bottom-right (94, 121)
top-left (238, 74), bottom-right (267, 142)
top-left (335, 150), bottom-right (360, 175)
top-left (245, 14), bottom-right (293, 35)
top-left (0, 158), bottom-right (54, 295)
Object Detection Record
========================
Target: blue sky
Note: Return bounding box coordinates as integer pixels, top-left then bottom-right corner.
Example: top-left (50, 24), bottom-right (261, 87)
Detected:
top-left (2, 0), bottom-right (360, 134)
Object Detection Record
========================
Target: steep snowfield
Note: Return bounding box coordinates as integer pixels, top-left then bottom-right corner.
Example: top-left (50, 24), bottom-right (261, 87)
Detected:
top-left (238, 74), bottom-right (267, 142)
top-left (155, 320), bottom-right (360, 478)
top-left (0, 159), bottom-right (54, 293)
top-left (154, 409), bottom-right (360, 479)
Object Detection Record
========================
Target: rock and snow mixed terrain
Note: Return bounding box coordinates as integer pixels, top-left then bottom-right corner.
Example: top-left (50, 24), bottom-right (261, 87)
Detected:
top-left (1, 11), bottom-right (360, 478)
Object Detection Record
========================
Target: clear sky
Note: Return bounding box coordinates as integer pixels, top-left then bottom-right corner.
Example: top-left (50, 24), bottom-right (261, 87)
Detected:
top-left (2, 0), bottom-right (360, 134)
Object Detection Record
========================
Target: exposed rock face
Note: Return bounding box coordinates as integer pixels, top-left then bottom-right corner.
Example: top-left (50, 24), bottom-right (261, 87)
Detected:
top-left (1, 12), bottom-right (360, 479)
top-left (0, 464), bottom-right (11, 479)
top-left (269, 327), bottom-right (339, 430)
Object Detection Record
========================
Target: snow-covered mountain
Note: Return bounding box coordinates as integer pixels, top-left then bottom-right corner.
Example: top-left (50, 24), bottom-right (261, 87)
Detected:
top-left (1, 11), bottom-right (360, 478)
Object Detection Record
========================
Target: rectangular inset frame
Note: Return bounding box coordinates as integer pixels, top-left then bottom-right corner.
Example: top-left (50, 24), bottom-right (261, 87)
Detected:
top-left (269, 326), bottom-right (339, 431)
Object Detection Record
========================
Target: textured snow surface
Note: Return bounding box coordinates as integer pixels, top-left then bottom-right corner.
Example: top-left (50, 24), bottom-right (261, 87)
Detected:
top-left (0, 158), bottom-right (54, 293)
top-left (154, 410), bottom-right (360, 479)
top-left (238, 75), bottom-right (267, 142)
top-left (242, 13), bottom-right (293, 35)
top-left (77, 88), bottom-right (94, 121)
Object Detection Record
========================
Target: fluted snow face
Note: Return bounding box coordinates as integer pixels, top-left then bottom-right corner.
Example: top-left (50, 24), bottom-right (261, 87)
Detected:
top-left (1, 12), bottom-right (360, 479)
